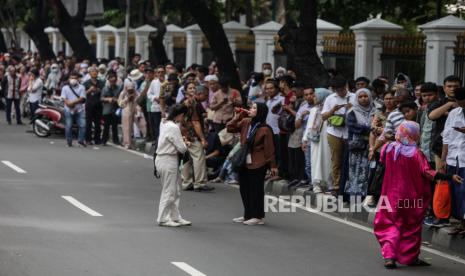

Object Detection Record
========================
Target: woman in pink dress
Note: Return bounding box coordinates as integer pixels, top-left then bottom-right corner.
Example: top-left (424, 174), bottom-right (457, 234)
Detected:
top-left (374, 121), bottom-right (463, 269)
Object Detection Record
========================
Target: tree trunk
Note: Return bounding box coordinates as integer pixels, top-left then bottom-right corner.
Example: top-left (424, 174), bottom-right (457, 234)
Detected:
top-left (225, 0), bottom-right (232, 22)
top-left (23, 0), bottom-right (56, 60)
top-left (0, 32), bottom-right (7, 53)
top-left (145, 0), bottom-right (169, 65)
top-left (24, 26), bottom-right (56, 60)
top-left (276, 0), bottom-right (286, 24)
top-left (278, 0), bottom-right (329, 87)
top-left (181, 0), bottom-right (241, 91)
top-left (49, 0), bottom-right (96, 61)
top-left (245, 0), bottom-right (254, 27)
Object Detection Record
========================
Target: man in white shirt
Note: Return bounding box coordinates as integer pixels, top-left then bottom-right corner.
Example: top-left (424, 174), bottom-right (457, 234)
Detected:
top-left (27, 69), bottom-right (44, 120)
top-left (61, 71), bottom-right (87, 147)
top-left (321, 76), bottom-right (355, 193)
top-left (442, 87), bottom-right (465, 231)
top-left (147, 66), bottom-right (165, 142)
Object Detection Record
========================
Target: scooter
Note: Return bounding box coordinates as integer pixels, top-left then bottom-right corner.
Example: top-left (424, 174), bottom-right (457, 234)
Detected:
top-left (31, 97), bottom-right (66, 137)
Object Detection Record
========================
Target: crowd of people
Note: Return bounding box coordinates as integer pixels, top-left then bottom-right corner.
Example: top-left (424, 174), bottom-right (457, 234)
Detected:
top-left (1, 49), bottom-right (465, 267)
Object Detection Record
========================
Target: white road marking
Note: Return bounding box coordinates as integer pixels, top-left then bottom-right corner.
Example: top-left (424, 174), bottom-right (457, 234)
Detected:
top-left (1, 160), bottom-right (27, 173)
top-left (61, 196), bottom-right (103, 217)
top-left (171, 262), bottom-right (207, 276)
top-left (107, 142), bottom-right (153, 160)
top-left (266, 195), bottom-right (465, 265)
top-left (111, 142), bottom-right (465, 265)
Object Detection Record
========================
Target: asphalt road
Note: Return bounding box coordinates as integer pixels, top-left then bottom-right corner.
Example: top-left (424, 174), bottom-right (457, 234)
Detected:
top-left (1, 114), bottom-right (464, 276)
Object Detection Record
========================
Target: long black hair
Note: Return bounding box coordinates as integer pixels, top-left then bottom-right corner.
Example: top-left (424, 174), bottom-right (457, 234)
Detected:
top-left (251, 102), bottom-right (268, 125)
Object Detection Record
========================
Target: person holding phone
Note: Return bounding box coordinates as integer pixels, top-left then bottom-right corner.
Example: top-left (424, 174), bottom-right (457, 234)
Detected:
top-left (442, 87), bottom-right (465, 235)
top-left (321, 75), bottom-right (355, 196)
top-left (227, 103), bottom-right (277, 225)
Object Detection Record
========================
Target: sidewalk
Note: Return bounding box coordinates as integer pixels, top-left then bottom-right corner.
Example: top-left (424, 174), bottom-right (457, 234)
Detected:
top-left (132, 138), bottom-right (465, 259)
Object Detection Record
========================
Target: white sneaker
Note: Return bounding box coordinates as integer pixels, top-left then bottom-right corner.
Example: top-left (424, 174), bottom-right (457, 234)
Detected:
top-left (232, 216), bottom-right (244, 223)
top-left (176, 219), bottom-right (192, 226)
top-left (159, 220), bottom-right (181, 227)
top-left (313, 185), bottom-right (323, 193)
top-left (243, 218), bottom-right (265, 225)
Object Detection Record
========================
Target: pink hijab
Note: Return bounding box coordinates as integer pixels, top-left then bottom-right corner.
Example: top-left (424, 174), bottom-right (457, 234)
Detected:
top-left (386, 121), bottom-right (420, 161)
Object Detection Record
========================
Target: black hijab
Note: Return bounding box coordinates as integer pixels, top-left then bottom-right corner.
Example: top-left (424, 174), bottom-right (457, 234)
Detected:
top-left (251, 102), bottom-right (268, 125)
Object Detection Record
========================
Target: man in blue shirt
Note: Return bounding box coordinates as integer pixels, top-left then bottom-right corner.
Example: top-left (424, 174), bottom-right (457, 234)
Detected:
top-left (61, 71), bottom-right (87, 147)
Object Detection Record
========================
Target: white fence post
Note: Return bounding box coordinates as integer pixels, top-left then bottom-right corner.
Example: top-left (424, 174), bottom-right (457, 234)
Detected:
top-left (419, 15), bottom-right (465, 83)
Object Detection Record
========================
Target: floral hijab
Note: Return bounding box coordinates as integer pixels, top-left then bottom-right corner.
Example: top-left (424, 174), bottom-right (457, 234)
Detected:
top-left (386, 121), bottom-right (420, 160)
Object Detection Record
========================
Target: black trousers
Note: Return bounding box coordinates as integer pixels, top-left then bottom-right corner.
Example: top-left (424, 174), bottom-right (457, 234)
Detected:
top-left (6, 99), bottom-right (22, 123)
top-left (148, 112), bottom-right (162, 142)
top-left (238, 166), bottom-right (267, 220)
top-left (29, 102), bottom-right (39, 120)
top-left (275, 133), bottom-right (289, 178)
top-left (86, 105), bottom-right (102, 143)
top-left (288, 147), bottom-right (305, 181)
top-left (102, 114), bottom-right (119, 144)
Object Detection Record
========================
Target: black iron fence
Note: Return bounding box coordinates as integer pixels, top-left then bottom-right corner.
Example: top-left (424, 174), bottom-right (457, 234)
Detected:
top-left (454, 33), bottom-right (465, 82)
top-left (380, 34), bottom-right (426, 84)
top-left (322, 33), bottom-right (355, 79)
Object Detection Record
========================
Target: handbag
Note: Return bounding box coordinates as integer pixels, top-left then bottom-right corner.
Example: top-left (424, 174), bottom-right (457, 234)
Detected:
top-left (115, 107), bottom-right (122, 117)
top-left (433, 180), bottom-right (451, 219)
top-left (328, 114), bottom-right (345, 127)
top-left (368, 151), bottom-right (386, 197)
top-left (348, 137), bottom-right (368, 151)
top-left (328, 98), bottom-right (349, 127)
top-left (230, 123), bottom-right (265, 172)
top-left (278, 111), bottom-right (295, 132)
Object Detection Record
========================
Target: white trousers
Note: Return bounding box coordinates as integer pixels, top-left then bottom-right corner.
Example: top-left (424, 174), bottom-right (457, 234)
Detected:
top-left (156, 155), bottom-right (183, 223)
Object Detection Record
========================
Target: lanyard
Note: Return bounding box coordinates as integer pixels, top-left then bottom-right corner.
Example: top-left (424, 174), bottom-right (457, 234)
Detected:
top-left (247, 123), bottom-right (260, 140)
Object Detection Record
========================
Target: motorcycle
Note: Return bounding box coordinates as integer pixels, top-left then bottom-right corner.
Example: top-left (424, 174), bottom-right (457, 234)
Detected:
top-left (31, 97), bottom-right (67, 137)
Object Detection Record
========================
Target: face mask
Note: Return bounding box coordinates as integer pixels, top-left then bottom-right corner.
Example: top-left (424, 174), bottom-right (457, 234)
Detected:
top-left (51, 68), bottom-right (59, 73)
top-left (263, 69), bottom-right (272, 76)
top-left (69, 79), bottom-right (78, 86)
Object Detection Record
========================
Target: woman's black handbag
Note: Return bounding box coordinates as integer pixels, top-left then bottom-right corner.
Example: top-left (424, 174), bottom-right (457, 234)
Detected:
top-left (368, 151), bottom-right (386, 197)
top-left (230, 124), bottom-right (265, 172)
top-left (230, 143), bottom-right (250, 172)
top-left (348, 139), bottom-right (368, 151)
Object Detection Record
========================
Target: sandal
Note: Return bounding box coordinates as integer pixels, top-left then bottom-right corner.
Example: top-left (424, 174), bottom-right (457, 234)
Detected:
top-left (384, 259), bottom-right (397, 269)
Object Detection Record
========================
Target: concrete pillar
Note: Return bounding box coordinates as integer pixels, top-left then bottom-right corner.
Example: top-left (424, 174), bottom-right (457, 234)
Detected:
top-left (419, 15), bottom-right (465, 83)
top-left (95, 25), bottom-right (117, 59)
top-left (18, 29), bottom-right (30, 51)
top-left (222, 21), bottom-right (250, 60)
top-left (84, 25), bottom-right (96, 42)
top-left (164, 24), bottom-right (184, 62)
top-left (114, 28), bottom-right (128, 59)
top-left (184, 24), bottom-right (203, 66)
top-left (134, 25), bottom-right (157, 61)
top-left (30, 40), bottom-right (37, 53)
top-left (44, 27), bottom-right (63, 55)
top-left (350, 18), bottom-right (403, 80)
top-left (65, 42), bottom-right (73, 56)
top-left (251, 21), bottom-right (282, 72)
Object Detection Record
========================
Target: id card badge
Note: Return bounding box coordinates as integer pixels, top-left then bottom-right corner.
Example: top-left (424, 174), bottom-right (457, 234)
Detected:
top-left (246, 153), bottom-right (252, 164)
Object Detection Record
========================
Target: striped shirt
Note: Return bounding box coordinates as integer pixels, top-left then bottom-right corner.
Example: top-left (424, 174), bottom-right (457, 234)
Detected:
top-left (383, 108), bottom-right (404, 135)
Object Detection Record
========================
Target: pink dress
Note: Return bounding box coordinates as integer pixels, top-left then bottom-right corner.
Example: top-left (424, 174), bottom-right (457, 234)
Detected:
top-left (374, 144), bottom-right (435, 265)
